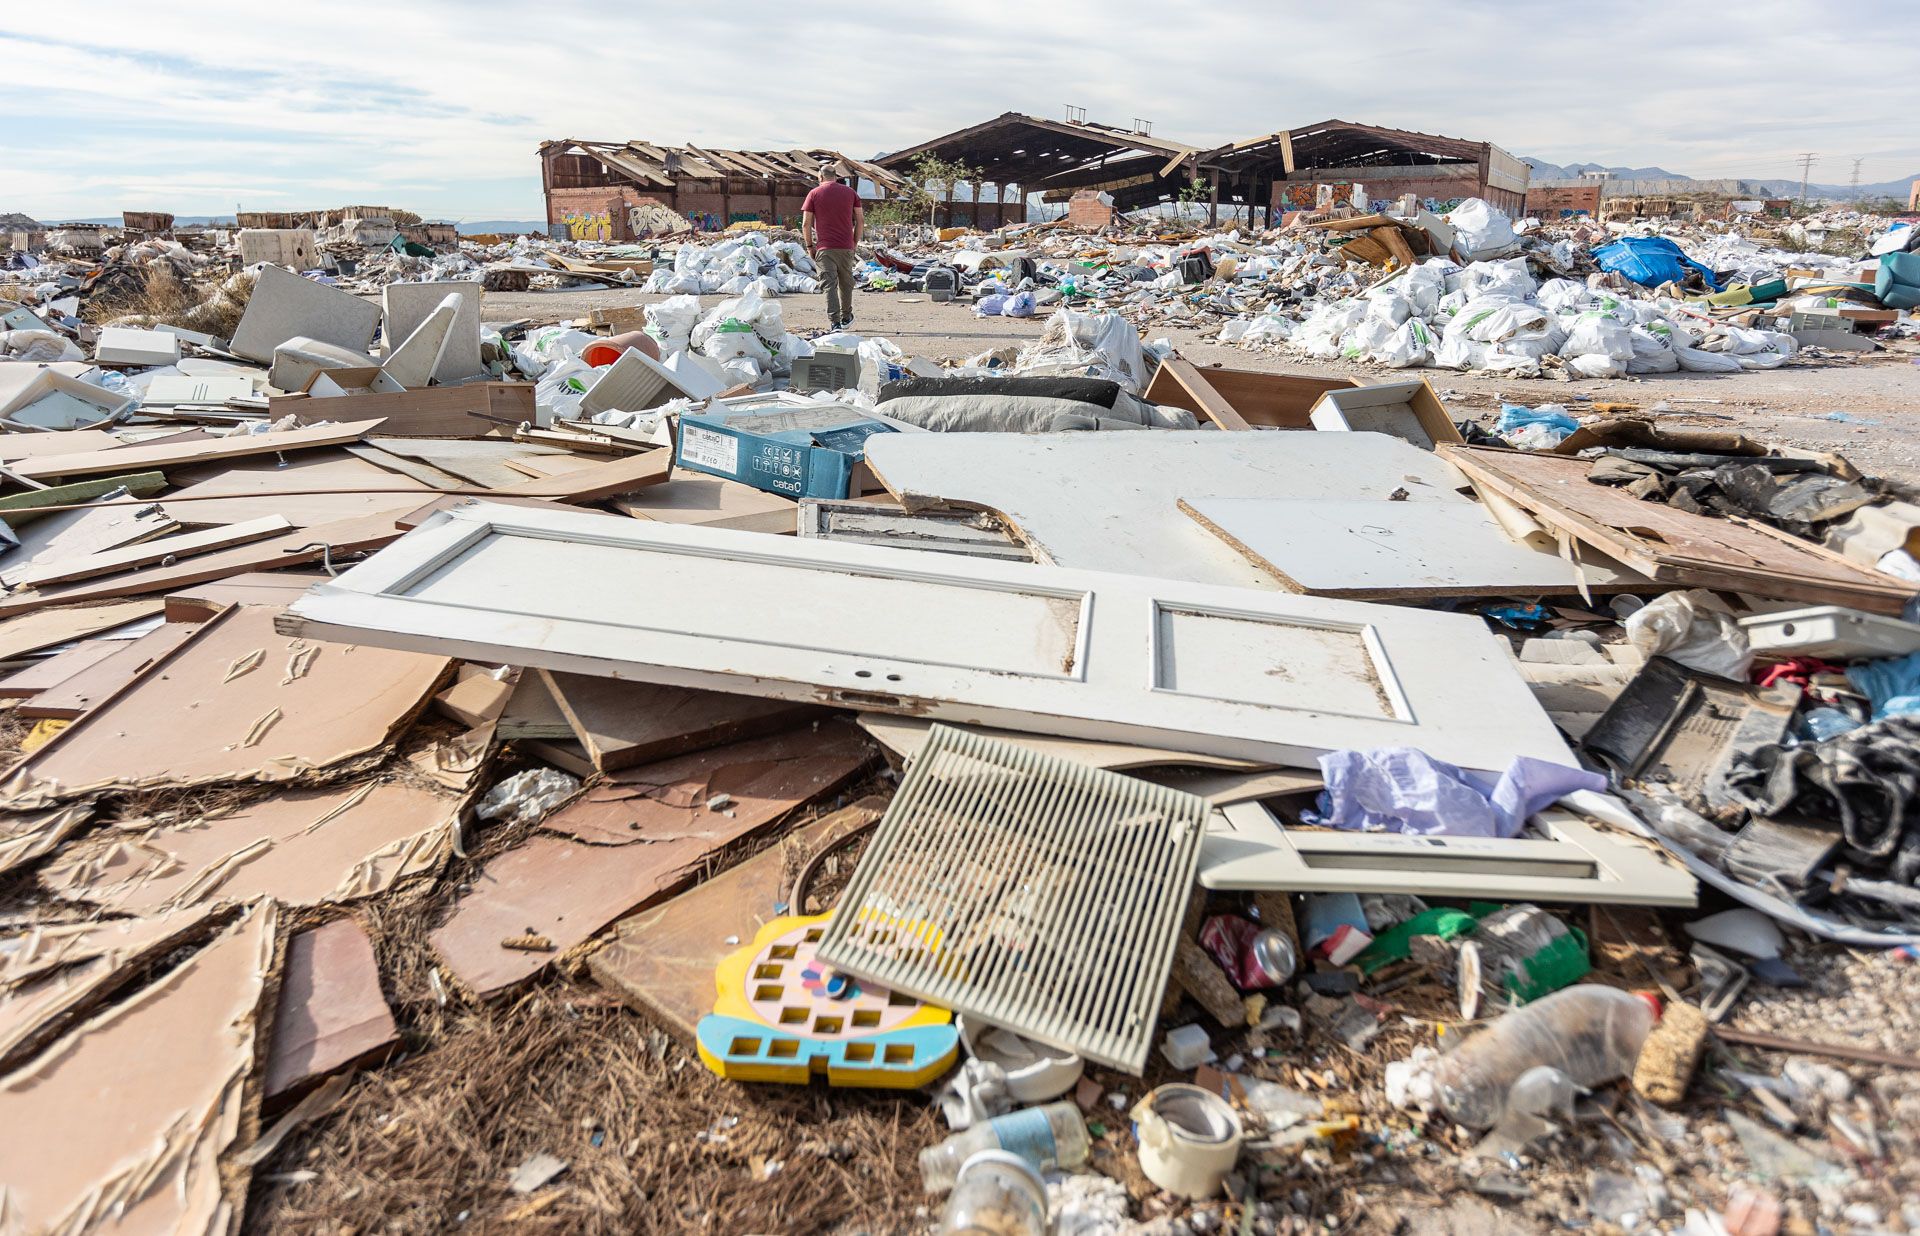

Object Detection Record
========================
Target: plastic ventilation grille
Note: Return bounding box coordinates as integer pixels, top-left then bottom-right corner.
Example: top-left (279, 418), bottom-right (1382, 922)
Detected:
top-left (814, 724), bottom-right (1208, 1072)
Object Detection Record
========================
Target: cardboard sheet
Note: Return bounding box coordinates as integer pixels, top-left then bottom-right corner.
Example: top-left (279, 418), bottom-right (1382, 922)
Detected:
top-left (430, 719), bottom-right (872, 996)
top-left (0, 598), bottom-right (166, 661)
top-left (265, 917), bottom-right (396, 1098)
top-left (42, 777), bottom-right (461, 913)
top-left (1, 605), bottom-right (449, 804)
top-left (0, 900), bottom-right (277, 1235)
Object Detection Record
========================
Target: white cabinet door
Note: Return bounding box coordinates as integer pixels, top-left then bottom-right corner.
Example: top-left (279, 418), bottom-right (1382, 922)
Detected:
top-left (282, 502), bottom-right (1572, 772)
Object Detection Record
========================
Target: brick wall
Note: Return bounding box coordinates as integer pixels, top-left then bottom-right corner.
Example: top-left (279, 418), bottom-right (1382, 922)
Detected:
top-left (1525, 184), bottom-right (1602, 217)
top-left (1066, 190), bottom-right (1114, 229)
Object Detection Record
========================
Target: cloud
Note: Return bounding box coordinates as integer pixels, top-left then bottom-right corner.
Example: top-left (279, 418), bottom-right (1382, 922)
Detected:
top-left (3, 0), bottom-right (1916, 220)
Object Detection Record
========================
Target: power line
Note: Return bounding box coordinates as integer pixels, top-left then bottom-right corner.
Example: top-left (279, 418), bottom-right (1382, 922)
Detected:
top-left (1850, 157), bottom-right (1864, 199)
top-left (1796, 152), bottom-right (1818, 202)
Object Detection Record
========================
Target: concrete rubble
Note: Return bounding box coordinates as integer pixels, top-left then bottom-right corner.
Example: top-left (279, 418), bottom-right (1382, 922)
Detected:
top-left (0, 175), bottom-right (1916, 1236)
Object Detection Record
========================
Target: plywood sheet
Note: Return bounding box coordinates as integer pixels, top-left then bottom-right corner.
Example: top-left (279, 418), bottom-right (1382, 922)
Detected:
top-left (1143, 364), bottom-right (1357, 430)
top-left (12, 418), bottom-right (384, 481)
top-left (0, 904), bottom-right (221, 1073)
top-left (588, 798), bottom-right (886, 1040)
top-left (0, 508), bottom-right (412, 618)
top-left (281, 381), bottom-right (531, 438)
top-left (284, 503), bottom-right (1572, 773)
top-left (164, 571), bottom-right (331, 622)
top-left (489, 448), bottom-right (674, 501)
top-left (0, 428), bottom-right (121, 462)
top-left (42, 777), bottom-right (460, 913)
top-left (539, 669), bottom-right (819, 772)
top-left (15, 515), bottom-right (294, 589)
top-left (1, 604), bottom-right (450, 804)
top-left (0, 503), bottom-right (178, 590)
top-left (864, 430), bottom-right (1469, 588)
top-left (613, 474), bottom-right (796, 534)
top-left (0, 598), bottom-right (166, 661)
top-left (1179, 497), bottom-right (1645, 598)
top-left (502, 452), bottom-right (600, 479)
top-left (361, 438), bottom-right (566, 489)
top-left (264, 917), bottom-right (397, 1098)
top-left (1443, 445), bottom-right (1911, 614)
top-left (0, 901), bottom-right (277, 1236)
top-left (430, 719), bottom-right (872, 996)
top-left (0, 639), bottom-right (123, 698)
top-left (158, 450), bottom-right (432, 527)
top-left (20, 620), bottom-right (203, 718)
top-left (497, 670), bottom-right (571, 739)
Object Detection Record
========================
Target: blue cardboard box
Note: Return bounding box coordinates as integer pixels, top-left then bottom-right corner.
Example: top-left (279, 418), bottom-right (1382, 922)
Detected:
top-left (676, 400), bottom-right (899, 499)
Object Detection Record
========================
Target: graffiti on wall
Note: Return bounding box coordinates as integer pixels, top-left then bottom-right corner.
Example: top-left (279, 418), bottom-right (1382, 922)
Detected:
top-left (561, 209), bottom-right (612, 242)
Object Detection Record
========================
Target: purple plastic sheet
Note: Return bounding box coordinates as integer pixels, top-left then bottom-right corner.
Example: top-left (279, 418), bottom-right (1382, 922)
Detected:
top-left (1309, 748), bottom-right (1606, 838)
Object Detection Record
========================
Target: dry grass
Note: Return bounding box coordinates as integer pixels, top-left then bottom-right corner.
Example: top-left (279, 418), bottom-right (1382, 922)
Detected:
top-left (84, 266), bottom-right (253, 337)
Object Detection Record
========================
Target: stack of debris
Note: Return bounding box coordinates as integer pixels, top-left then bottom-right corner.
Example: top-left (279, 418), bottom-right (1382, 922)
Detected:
top-left (1, 251), bottom-right (1918, 1235)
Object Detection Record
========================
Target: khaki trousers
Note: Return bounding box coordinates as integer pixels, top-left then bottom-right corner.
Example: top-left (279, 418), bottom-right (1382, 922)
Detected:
top-left (819, 248), bottom-right (856, 325)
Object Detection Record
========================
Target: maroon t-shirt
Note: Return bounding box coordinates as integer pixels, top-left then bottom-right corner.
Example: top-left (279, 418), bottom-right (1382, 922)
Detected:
top-left (802, 181), bottom-right (861, 250)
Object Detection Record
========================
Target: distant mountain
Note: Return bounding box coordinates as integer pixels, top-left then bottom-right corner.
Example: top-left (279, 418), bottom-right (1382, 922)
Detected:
top-left (1522, 158), bottom-right (1919, 202)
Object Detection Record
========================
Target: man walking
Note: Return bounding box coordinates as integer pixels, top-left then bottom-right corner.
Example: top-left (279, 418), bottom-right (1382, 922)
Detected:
top-left (802, 163), bottom-right (863, 332)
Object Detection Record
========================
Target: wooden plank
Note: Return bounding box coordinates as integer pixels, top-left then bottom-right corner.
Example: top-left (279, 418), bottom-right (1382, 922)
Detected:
top-left (1153, 357), bottom-right (1254, 431)
top-left (1372, 225), bottom-right (1418, 268)
top-left (501, 453), bottom-right (600, 480)
top-left (265, 918), bottom-right (397, 1099)
top-left (20, 620), bottom-right (203, 719)
top-left (12, 420), bottom-right (385, 481)
top-left (0, 508), bottom-right (412, 618)
top-left (1142, 364), bottom-right (1358, 430)
top-left (0, 640), bottom-right (124, 698)
top-left (490, 448), bottom-right (674, 501)
top-left (0, 472), bottom-right (168, 519)
top-left (0, 599), bottom-right (165, 661)
top-left (159, 451), bottom-right (433, 527)
top-left (273, 382), bottom-right (533, 438)
top-left (16, 516), bottom-right (294, 589)
top-left (538, 669), bottom-right (820, 772)
top-left (1179, 496), bottom-right (1643, 598)
top-left (0, 429), bottom-right (123, 461)
top-left (0, 503), bottom-right (178, 589)
top-left (163, 571), bottom-right (329, 622)
top-left (612, 475), bottom-right (796, 534)
top-left (358, 439), bottom-right (565, 490)
top-left (588, 797), bottom-right (887, 1041)
top-left (429, 720), bottom-right (875, 997)
top-left (281, 501), bottom-right (1574, 773)
top-left (1442, 446), bottom-right (1912, 614)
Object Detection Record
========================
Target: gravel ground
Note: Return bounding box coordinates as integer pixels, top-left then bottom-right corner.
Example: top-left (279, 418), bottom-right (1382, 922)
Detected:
top-left (477, 284), bottom-right (1920, 483)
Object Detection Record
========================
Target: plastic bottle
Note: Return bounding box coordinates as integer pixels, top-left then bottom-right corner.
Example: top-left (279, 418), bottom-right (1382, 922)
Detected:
top-left (938, 1150), bottom-right (1048, 1236)
top-left (1430, 985), bottom-right (1660, 1128)
top-left (919, 1101), bottom-right (1090, 1193)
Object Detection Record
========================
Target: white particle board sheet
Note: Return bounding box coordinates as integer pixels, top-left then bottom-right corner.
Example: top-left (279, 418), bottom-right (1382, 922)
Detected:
top-left (381, 281), bottom-right (483, 380)
top-left (861, 431), bottom-right (1471, 588)
top-left (1178, 497), bottom-right (1646, 599)
top-left (230, 264), bottom-right (381, 364)
top-left (93, 327), bottom-right (181, 367)
top-left (281, 502), bottom-right (1573, 772)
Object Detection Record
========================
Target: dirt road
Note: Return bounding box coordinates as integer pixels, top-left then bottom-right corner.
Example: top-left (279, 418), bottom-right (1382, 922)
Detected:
top-left (480, 285), bottom-right (1920, 481)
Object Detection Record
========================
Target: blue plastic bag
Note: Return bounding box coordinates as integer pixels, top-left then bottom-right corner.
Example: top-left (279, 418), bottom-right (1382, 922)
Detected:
top-left (1308, 748), bottom-right (1606, 839)
top-left (1591, 236), bottom-right (1723, 291)
top-left (1848, 651), bottom-right (1920, 719)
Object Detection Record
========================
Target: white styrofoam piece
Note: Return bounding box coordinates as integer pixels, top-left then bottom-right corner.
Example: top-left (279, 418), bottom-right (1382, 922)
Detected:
top-left (862, 432), bottom-right (1472, 589)
top-left (268, 336), bottom-right (377, 394)
top-left (283, 501), bottom-right (1574, 773)
top-left (381, 281), bottom-right (483, 380)
top-left (1200, 802), bottom-right (1696, 905)
top-left (378, 293), bottom-right (461, 389)
top-left (1740, 605), bottom-right (1920, 661)
top-left (93, 327), bottom-right (182, 367)
top-left (1180, 497), bottom-right (1642, 598)
top-left (230, 264), bottom-right (381, 365)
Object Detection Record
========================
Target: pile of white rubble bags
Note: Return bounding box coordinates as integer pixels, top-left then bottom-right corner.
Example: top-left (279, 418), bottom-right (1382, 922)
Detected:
top-left (1219, 198), bottom-right (1800, 377)
top-left (641, 232), bottom-right (820, 296)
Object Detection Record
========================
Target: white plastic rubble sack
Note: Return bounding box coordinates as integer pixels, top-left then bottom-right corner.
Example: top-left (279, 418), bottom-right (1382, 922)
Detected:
top-left (535, 355), bottom-right (596, 425)
top-left (1375, 319), bottom-right (1432, 368)
top-left (1343, 317), bottom-right (1398, 361)
top-left (511, 326), bottom-right (595, 379)
top-left (1559, 312), bottom-right (1635, 378)
top-left (1001, 290), bottom-right (1038, 318)
top-left (1460, 258), bottom-right (1536, 301)
top-left (1433, 330), bottom-right (1487, 370)
top-left (644, 295), bottom-right (702, 358)
top-left (1362, 283), bottom-right (1412, 325)
top-left (1446, 198), bottom-right (1517, 259)
top-left (1244, 314), bottom-right (1294, 344)
top-left (1218, 319), bottom-right (1252, 344)
top-left (692, 288), bottom-right (785, 364)
top-left (1626, 324), bottom-right (1680, 374)
top-left (1626, 589), bottom-right (1752, 679)
top-left (1401, 262), bottom-right (1454, 316)
top-left (1296, 302), bottom-right (1366, 359)
top-left (1674, 345), bottom-right (1743, 372)
top-left (1535, 278), bottom-right (1592, 315)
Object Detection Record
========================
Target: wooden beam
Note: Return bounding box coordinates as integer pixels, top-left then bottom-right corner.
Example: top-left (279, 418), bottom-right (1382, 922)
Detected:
top-left (1154, 358), bottom-right (1253, 431)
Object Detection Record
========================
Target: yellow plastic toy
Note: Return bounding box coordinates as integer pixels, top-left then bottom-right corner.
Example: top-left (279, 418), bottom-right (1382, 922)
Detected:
top-left (695, 912), bottom-right (958, 1088)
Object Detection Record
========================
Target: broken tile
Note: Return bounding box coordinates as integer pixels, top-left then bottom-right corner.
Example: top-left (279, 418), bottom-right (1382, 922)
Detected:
top-left (431, 718), bottom-right (873, 997)
top-left (265, 917), bottom-right (397, 1098)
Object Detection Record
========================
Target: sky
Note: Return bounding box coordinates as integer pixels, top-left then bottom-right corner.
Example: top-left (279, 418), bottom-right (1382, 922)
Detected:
top-left (5, 0), bottom-right (1917, 222)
